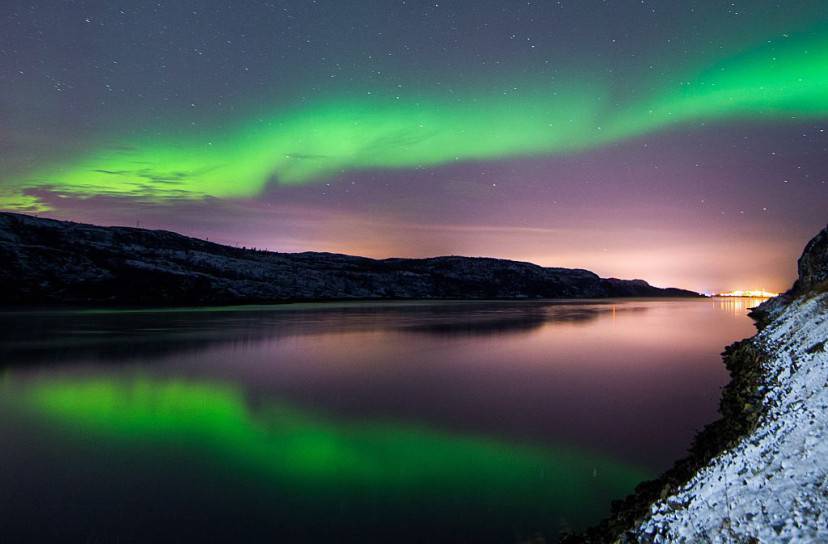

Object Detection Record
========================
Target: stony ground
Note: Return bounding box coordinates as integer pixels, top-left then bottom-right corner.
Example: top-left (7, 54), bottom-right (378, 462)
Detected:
top-left (634, 292), bottom-right (828, 543)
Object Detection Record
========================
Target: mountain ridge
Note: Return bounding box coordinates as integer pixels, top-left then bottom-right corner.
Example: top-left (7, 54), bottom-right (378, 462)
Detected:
top-left (0, 212), bottom-right (701, 306)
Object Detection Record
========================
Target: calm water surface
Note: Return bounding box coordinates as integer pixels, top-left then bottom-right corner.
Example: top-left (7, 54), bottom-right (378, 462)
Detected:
top-left (0, 298), bottom-right (761, 542)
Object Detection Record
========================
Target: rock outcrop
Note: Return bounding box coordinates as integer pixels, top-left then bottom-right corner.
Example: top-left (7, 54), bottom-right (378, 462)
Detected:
top-left (796, 225), bottom-right (828, 291)
top-left (751, 224), bottom-right (828, 327)
top-left (0, 212), bottom-right (699, 306)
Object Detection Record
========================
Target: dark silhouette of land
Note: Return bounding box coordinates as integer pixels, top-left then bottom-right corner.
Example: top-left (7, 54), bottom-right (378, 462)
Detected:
top-left (0, 212), bottom-right (700, 306)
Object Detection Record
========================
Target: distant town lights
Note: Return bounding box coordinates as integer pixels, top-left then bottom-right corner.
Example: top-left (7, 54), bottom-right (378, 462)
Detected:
top-left (715, 290), bottom-right (780, 298)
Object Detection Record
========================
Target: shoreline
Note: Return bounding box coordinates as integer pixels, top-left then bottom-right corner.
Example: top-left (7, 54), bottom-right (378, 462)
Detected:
top-left (0, 295), bottom-right (706, 314)
top-left (562, 317), bottom-right (769, 543)
top-left (632, 291), bottom-right (828, 541)
top-left (566, 224), bottom-right (827, 543)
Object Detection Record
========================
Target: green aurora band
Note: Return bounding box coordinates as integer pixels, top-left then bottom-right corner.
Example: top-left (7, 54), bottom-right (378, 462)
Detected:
top-left (4, 29), bottom-right (828, 210)
top-left (8, 375), bottom-right (647, 517)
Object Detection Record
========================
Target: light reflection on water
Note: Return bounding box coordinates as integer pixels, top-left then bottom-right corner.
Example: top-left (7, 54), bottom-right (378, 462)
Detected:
top-left (0, 298), bottom-right (762, 542)
top-left (711, 296), bottom-right (770, 317)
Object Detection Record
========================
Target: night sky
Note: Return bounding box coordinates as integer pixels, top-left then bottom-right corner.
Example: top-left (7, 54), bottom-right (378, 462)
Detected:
top-left (2, 1), bottom-right (827, 292)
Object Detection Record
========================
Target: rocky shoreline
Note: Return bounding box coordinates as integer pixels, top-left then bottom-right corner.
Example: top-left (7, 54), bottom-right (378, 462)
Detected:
top-left (564, 224), bottom-right (828, 543)
top-left (561, 336), bottom-right (769, 543)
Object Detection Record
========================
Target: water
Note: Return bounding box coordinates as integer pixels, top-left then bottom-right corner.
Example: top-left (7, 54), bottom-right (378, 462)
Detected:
top-left (0, 298), bottom-right (761, 542)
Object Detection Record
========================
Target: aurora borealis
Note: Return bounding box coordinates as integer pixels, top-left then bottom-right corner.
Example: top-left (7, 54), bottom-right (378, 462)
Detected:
top-left (2, 1), bottom-right (827, 291)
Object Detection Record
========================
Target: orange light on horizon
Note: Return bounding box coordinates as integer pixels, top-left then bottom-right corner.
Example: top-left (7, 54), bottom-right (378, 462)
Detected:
top-left (713, 290), bottom-right (779, 298)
